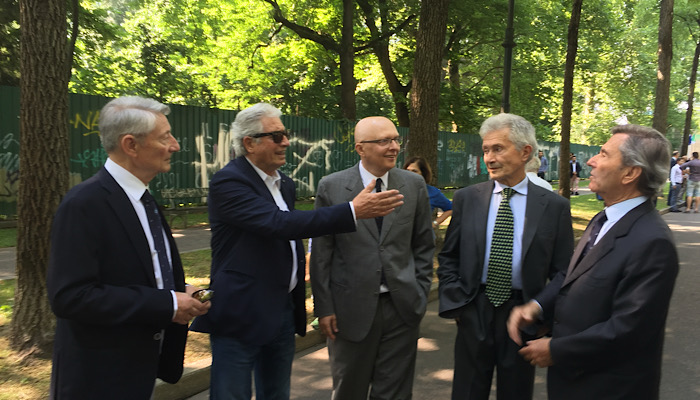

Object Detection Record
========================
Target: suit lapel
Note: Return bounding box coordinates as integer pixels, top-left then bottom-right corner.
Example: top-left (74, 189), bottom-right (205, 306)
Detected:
top-left (379, 169), bottom-right (404, 243)
top-left (562, 200), bottom-right (653, 287)
top-left (345, 165), bottom-right (380, 241)
top-left (236, 157), bottom-right (277, 205)
top-left (521, 182), bottom-right (547, 258)
top-left (99, 168), bottom-right (157, 287)
top-left (473, 181), bottom-right (494, 263)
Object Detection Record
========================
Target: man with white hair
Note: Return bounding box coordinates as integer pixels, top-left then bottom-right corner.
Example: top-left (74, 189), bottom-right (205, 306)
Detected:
top-left (190, 103), bottom-right (403, 399)
top-left (438, 113), bottom-right (573, 400)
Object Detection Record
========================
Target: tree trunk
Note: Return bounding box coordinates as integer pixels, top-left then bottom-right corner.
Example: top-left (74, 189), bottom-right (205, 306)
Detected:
top-left (408, 0), bottom-right (450, 183)
top-left (339, 0), bottom-right (356, 121)
top-left (11, 0), bottom-right (70, 357)
top-left (652, 0), bottom-right (674, 135)
top-left (681, 38), bottom-right (699, 155)
top-left (559, 0), bottom-right (583, 199)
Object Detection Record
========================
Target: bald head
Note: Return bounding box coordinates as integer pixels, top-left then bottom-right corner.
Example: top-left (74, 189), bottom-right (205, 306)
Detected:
top-left (354, 117), bottom-right (397, 143)
top-left (354, 116), bottom-right (401, 176)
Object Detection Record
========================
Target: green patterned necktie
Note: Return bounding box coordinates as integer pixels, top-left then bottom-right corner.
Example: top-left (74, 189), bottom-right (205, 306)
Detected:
top-left (486, 187), bottom-right (515, 307)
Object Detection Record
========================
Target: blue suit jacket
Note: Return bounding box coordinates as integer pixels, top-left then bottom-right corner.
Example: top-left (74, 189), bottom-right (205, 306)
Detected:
top-left (47, 168), bottom-right (188, 399)
top-left (190, 157), bottom-right (356, 345)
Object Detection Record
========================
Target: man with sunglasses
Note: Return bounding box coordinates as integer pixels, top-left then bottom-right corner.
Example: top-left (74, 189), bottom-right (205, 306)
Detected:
top-left (310, 116), bottom-right (435, 399)
top-left (190, 104), bottom-right (404, 400)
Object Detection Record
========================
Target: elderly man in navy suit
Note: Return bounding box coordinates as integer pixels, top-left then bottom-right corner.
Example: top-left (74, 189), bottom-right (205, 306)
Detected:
top-left (190, 103), bottom-right (403, 400)
top-left (508, 124), bottom-right (679, 400)
top-left (47, 96), bottom-right (211, 399)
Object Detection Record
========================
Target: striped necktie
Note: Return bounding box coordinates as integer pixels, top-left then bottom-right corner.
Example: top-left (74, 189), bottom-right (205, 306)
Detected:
top-left (486, 187), bottom-right (515, 307)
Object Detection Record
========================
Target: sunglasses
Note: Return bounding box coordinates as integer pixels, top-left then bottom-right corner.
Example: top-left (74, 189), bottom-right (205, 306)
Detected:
top-left (249, 130), bottom-right (291, 143)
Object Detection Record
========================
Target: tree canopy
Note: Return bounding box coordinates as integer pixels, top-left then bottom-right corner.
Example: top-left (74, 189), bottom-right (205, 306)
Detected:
top-left (2, 0), bottom-right (698, 148)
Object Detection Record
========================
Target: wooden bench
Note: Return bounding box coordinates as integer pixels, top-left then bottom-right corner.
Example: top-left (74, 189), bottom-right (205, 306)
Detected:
top-left (160, 188), bottom-right (209, 228)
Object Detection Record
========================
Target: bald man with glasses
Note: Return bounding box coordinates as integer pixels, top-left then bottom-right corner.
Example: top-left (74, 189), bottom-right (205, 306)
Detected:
top-left (310, 116), bottom-right (435, 399)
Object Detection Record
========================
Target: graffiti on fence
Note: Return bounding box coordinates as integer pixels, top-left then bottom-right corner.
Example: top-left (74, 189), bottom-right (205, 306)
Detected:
top-left (193, 122), bottom-right (232, 189)
top-left (70, 111), bottom-right (100, 137)
top-left (287, 137), bottom-right (335, 194)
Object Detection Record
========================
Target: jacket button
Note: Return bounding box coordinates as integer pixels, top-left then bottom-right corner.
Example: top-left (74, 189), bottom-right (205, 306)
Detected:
top-left (153, 332), bottom-right (163, 340)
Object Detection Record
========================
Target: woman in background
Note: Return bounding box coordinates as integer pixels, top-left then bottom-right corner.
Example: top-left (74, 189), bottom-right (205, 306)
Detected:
top-left (403, 156), bottom-right (453, 230)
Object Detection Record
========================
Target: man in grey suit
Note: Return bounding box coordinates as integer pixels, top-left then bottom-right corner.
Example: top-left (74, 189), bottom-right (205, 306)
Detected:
top-left (310, 116), bottom-right (435, 399)
top-left (438, 113), bottom-right (573, 400)
top-left (508, 125), bottom-right (679, 400)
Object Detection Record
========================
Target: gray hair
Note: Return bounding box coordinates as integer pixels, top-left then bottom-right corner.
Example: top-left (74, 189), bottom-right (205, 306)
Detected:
top-left (231, 103), bottom-right (282, 157)
top-left (479, 113), bottom-right (538, 161)
top-left (611, 124), bottom-right (670, 197)
top-left (99, 96), bottom-right (170, 153)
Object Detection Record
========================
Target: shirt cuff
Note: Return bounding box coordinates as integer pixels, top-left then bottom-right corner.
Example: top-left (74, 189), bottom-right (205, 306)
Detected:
top-left (170, 290), bottom-right (178, 320)
top-left (348, 202), bottom-right (357, 226)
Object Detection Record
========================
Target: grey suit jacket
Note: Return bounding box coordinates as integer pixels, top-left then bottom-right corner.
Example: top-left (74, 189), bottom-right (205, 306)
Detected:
top-left (437, 179), bottom-right (573, 318)
top-left (310, 164), bottom-right (435, 342)
top-left (536, 200), bottom-right (678, 400)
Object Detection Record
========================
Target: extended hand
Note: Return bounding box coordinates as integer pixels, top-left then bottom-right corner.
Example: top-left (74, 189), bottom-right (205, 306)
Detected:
top-left (319, 315), bottom-right (338, 340)
top-left (173, 291), bottom-right (210, 325)
top-left (507, 301), bottom-right (541, 346)
top-left (353, 179), bottom-right (404, 219)
top-left (518, 337), bottom-right (554, 367)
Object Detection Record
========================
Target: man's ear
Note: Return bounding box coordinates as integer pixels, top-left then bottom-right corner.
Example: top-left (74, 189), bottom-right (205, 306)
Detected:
top-left (243, 136), bottom-right (255, 154)
top-left (355, 143), bottom-right (365, 157)
top-left (621, 165), bottom-right (642, 185)
top-left (521, 144), bottom-right (533, 162)
top-left (120, 134), bottom-right (139, 157)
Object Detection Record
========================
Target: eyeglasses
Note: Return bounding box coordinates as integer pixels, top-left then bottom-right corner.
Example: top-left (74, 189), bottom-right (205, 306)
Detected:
top-left (250, 130), bottom-right (290, 143)
top-left (359, 137), bottom-right (403, 147)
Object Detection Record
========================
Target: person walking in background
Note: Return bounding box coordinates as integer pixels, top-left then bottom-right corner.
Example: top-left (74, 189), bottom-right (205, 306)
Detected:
top-left (47, 96), bottom-right (211, 399)
top-left (310, 116), bottom-right (434, 399)
top-left (508, 124), bottom-right (678, 400)
top-left (438, 113), bottom-right (573, 400)
top-left (682, 151), bottom-right (700, 213)
top-left (403, 155), bottom-right (453, 231)
top-left (669, 156), bottom-right (686, 212)
top-left (526, 156), bottom-right (553, 191)
top-left (189, 104), bottom-right (403, 400)
top-left (667, 150), bottom-right (679, 206)
top-left (537, 150), bottom-right (548, 180)
top-left (570, 155), bottom-right (582, 195)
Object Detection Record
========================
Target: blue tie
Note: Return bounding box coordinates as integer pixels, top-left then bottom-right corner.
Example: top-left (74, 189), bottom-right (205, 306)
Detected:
top-left (375, 178), bottom-right (383, 234)
top-left (142, 190), bottom-right (175, 291)
top-left (581, 211), bottom-right (607, 258)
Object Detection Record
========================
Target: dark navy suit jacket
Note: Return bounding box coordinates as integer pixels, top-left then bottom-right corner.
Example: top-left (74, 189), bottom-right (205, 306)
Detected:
top-left (47, 168), bottom-right (188, 399)
top-left (536, 200), bottom-right (678, 399)
top-left (190, 156), bottom-right (356, 345)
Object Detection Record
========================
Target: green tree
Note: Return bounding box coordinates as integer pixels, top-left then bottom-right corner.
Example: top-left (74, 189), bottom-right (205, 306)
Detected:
top-left (12, 0), bottom-right (70, 356)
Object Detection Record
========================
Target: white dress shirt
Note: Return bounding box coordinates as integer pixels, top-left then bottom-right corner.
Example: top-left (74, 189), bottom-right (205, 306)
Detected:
top-left (245, 157), bottom-right (299, 293)
top-left (104, 158), bottom-right (178, 316)
top-left (482, 178), bottom-right (529, 289)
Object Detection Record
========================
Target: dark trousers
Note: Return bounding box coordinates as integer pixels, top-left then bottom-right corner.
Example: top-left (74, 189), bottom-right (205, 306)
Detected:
top-left (451, 289), bottom-right (534, 400)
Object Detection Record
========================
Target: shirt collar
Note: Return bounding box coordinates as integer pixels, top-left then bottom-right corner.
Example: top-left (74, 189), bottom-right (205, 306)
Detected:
top-left (245, 156), bottom-right (281, 187)
top-left (492, 177), bottom-right (529, 196)
top-left (359, 161), bottom-right (389, 189)
top-left (104, 158), bottom-right (148, 201)
top-left (603, 196), bottom-right (648, 224)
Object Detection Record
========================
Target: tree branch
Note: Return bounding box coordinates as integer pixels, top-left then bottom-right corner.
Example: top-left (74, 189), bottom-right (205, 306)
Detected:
top-left (261, 0), bottom-right (339, 53)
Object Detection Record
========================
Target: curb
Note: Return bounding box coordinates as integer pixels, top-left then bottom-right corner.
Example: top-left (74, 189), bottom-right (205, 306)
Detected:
top-left (153, 286), bottom-right (440, 400)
